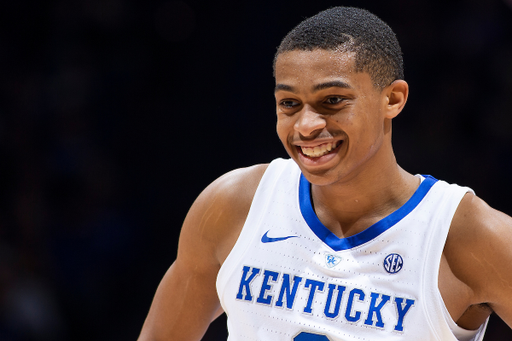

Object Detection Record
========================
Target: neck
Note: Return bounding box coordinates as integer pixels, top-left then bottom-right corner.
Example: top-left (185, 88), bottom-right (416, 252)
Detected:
top-left (310, 153), bottom-right (419, 239)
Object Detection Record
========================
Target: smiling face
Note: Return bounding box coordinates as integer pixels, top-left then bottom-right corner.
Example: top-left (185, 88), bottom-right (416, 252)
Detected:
top-left (275, 49), bottom-right (401, 187)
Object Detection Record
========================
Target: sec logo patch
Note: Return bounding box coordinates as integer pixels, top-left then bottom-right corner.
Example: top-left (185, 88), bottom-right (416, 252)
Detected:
top-left (384, 253), bottom-right (403, 274)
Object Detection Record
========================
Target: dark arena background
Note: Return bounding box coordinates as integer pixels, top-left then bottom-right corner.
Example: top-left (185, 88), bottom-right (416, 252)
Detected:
top-left (1, 0), bottom-right (512, 340)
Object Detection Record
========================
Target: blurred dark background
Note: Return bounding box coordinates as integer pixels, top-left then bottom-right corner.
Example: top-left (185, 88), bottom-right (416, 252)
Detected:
top-left (0, 0), bottom-right (511, 340)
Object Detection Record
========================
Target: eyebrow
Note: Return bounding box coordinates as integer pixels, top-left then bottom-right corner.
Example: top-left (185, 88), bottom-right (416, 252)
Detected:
top-left (274, 80), bottom-right (353, 93)
top-left (274, 83), bottom-right (295, 93)
top-left (313, 80), bottom-right (353, 91)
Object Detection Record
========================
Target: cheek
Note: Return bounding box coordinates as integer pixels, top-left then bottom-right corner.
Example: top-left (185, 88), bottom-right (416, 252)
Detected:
top-left (336, 112), bottom-right (356, 126)
top-left (276, 115), bottom-right (293, 136)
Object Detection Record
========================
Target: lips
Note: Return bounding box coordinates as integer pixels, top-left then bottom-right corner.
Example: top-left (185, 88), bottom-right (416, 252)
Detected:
top-left (299, 141), bottom-right (342, 158)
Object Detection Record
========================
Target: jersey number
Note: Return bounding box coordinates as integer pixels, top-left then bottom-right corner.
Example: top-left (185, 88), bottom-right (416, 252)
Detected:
top-left (294, 332), bottom-right (330, 340)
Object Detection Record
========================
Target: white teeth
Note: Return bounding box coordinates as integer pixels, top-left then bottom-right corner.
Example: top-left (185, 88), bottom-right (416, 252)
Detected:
top-left (301, 141), bottom-right (340, 157)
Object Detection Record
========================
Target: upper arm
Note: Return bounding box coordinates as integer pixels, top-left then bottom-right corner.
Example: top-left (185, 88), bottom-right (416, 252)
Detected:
top-left (447, 193), bottom-right (512, 328)
top-left (138, 164), bottom-right (268, 341)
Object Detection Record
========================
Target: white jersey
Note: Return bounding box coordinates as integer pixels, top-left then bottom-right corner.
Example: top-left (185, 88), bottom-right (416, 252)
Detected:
top-left (217, 158), bottom-right (488, 341)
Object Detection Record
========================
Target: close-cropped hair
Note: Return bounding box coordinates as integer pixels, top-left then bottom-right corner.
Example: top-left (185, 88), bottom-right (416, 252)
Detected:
top-left (274, 7), bottom-right (404, 89)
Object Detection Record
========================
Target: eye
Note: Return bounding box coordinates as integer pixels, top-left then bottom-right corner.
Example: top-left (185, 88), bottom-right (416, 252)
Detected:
top-left (324, 96), bottom-right (345, 105)
top-left (279, 99), bottom-right (300, 109)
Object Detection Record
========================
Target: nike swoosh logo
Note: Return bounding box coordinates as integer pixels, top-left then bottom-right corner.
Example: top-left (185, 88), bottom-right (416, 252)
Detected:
top-left (261, 230), bottom-right (298, 243)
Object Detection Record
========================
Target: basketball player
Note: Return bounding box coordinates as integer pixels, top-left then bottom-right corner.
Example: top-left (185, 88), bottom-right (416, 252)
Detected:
top-left (138, 7), bottom-right (512, 340)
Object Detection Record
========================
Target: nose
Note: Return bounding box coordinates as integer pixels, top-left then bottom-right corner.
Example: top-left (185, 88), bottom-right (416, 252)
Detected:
top-left (294, 105), bottom-right (326, 137)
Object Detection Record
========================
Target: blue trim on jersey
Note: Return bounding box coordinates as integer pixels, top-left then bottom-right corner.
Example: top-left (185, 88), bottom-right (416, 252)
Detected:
top-left (299, 174), bottom-right (438, 251)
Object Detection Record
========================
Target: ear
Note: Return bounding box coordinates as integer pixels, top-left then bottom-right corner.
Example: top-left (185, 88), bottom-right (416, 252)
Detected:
top-left (383, 80), bottom-right (408, 119)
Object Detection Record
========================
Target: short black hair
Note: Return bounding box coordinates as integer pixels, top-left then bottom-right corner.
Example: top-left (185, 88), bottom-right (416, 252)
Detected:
top-left (274, 7), bottom-right (404, 89)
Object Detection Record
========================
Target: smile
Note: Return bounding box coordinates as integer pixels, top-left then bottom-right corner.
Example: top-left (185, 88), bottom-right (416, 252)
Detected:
top-left (299, 141), bottom-right (342, 158)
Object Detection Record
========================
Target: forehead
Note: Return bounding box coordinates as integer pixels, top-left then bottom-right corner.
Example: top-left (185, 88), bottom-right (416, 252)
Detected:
top-left (275, 49), bottom-right (372, 91)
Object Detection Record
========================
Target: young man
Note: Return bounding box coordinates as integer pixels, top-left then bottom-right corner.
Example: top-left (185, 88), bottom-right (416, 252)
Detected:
top-left (138, 7), bottom-right (512, 341)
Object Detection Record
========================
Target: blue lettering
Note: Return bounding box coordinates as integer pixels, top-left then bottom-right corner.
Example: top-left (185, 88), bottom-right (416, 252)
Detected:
top-left (324, 284), bottom-right (346, 318)
top-left (303, 279), bottom-right (325, 313)
top-left (394, 297), bottom-right (415, 331)
top-left (345, 288), bottom-right (365, 322)
top-left (236, 266), bottom-right (417, 335)
top-left (236, 266), bottom-right (261, 301)
top-left (364, 292), bottom-right (390, 327)
top-left (256, 270), bottom-right (279, 305)
top-left (294, 332), bottom-right (330, 340)
top-left (275, 274), bottom-right (303, 309)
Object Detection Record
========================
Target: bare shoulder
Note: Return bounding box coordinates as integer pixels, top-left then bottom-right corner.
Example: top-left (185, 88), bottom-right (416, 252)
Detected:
top-left (200, 163), bottom-right (269, 211)
top-left (178, 163), bottom-right (269, 266)
top-left (446, 192), bottom-right (512, 323)
top-left (448, 192), bottom-right (512, 265)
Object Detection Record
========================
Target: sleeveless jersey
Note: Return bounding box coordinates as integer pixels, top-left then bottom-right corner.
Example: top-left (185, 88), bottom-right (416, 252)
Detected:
top-left (216, 158), bottom-right (488, 341)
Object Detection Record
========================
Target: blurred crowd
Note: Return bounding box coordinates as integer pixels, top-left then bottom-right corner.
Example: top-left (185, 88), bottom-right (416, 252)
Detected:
top-left (0, 1), bottom-right (511, 340)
